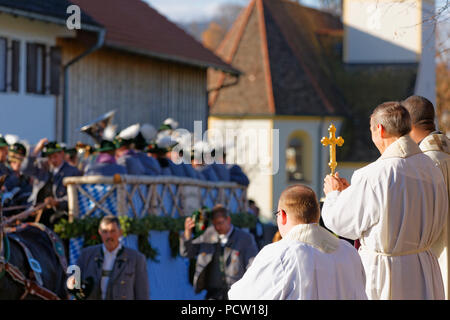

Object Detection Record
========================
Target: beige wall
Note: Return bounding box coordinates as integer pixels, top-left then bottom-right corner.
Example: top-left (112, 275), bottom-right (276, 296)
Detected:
top-left (208, 117), bottom-right (274, 221)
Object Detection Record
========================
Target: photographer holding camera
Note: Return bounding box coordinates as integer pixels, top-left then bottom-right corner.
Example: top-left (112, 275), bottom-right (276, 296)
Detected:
top-left (179, 204), bottom-right (258, 300)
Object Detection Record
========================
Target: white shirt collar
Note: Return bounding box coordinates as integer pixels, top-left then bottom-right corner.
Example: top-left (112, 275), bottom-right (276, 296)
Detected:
top-left (102, 243), bottom-right (122, 257)
top-left (51, 162), bottom-right (64, 175)
top-left (218, 225), bottom-right (234, 246)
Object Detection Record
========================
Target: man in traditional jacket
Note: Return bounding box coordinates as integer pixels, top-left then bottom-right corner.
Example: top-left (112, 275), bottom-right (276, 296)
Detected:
top-left (114, 124), bottom-right (146, 175)
top-left (69, 215), bottom-right (149, 300)
top-left (133, 123), bottom-right (161, 176)
top-left (180, 204), bottom-right (258, 300)
top-left (228, 185), bottom-right (367, 300)
top-left (0, 135), bottom-right (20, 192)
top-left (322, 101), bottom-right (448, 300)
top-left (7, 142), bottom-right (32, 206)
top-left (403, 95), bottom-right (450, 299)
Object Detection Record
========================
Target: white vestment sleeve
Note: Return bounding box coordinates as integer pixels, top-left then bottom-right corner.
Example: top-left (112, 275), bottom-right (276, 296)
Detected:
top-left (228, 242), bottom-right (290, 300)
top-left (322, 169), bottom-right (381, 240)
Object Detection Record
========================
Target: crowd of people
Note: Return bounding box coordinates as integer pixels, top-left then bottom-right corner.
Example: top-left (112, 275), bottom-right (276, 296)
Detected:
top-left (4, 95), bottom-right (450, 301)
top-left (0, 117), bottom-right (249, 230)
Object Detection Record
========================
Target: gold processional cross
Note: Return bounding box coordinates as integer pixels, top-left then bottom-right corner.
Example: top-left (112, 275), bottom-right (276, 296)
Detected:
top-left (321, 124), bottom-right (344, 176)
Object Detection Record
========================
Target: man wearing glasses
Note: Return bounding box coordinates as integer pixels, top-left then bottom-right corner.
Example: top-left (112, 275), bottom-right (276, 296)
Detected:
top-left (228, 185), bottom-right (367, 300)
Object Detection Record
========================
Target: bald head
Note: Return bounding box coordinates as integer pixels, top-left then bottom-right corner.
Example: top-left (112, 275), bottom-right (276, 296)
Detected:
top-left (402, 95), bottom-right (436, 132)
top-left (279, 185), bottom-right (320, 224)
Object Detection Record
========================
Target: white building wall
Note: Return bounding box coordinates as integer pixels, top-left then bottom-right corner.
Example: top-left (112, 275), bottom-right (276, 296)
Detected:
top-left (414, 0), bottom-right (436, 106)
top-left (208, 117), bottom-right (274, 221)
top-left (344, 0), bottom-right (422, 63)
top-left (0, 14), bottom-right (74, 144)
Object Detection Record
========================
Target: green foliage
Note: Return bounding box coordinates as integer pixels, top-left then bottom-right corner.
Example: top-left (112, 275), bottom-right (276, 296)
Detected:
top-left (54, 212), bottom-right (255, 261)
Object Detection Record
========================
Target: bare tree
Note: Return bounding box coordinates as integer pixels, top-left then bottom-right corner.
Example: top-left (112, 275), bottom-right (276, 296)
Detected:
top-left (201, 3), bottom-right (244, 51)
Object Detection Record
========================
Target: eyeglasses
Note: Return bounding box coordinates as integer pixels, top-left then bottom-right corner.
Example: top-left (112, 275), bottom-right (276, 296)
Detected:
top-left (273, 210), bottom-right (281, 218)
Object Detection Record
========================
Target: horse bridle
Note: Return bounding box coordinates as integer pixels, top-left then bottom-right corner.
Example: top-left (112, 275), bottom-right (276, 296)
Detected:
top-left (0, 190), bottom-right (61, 300)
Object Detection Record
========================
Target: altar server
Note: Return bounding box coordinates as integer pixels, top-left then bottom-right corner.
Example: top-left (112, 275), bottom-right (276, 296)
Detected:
top-left (228, 185), bottom-right (367, 300)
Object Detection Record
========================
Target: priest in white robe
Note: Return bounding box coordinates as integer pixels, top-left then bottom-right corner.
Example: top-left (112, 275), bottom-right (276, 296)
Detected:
top-left (322, 101), bottom-right (448, 300)
top-left (403, 95), bottom-right (450, 299)
top-left (228, 185), bottom-right (367, 300)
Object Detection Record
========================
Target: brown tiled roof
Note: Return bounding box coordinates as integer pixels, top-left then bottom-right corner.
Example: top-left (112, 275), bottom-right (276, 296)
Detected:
top-left (209, 0), bottom-right (418, 162)
top-left (209, 0), bottom-right (349, 117)
top-left (70, 0), bottom-right (238, 74)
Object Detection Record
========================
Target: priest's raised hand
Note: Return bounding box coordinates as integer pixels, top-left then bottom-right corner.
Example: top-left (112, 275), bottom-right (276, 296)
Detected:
top-left (323, 172), bottom-right (349, 195)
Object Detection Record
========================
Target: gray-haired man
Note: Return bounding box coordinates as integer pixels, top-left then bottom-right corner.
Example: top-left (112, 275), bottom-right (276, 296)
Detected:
top-left (69, 215), bottom-right (149, 300)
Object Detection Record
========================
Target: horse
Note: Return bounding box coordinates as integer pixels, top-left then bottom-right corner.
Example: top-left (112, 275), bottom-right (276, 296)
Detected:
top-left (0, 223), bottom-right (69, 300)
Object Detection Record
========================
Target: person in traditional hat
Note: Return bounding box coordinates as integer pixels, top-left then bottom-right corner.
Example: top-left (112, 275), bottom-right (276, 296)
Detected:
top-left (84, 140), bottom-right (126, 176)
top-left (63, 145), bottom-right (80, 169)
top-left (169, 130), bottom-right (201, 179)
top-left (133, 123), bottom-right (161, 176)
top-left (158, 117), bottom-right (179, 133)
top-left (191, 141), bottom-right (220, 182)
top-left (21, 138), bottom-right (82, 229)
top-left (208, 144), bottom-right (231, 182)
top-left (146, 133), bottom-right (184, 176)
top-left (114, 124), bottom-right (146, 175)
top-left (0, 135), bottom-right (20, 192)
top-left (211, 144), bottom-right (249, 186)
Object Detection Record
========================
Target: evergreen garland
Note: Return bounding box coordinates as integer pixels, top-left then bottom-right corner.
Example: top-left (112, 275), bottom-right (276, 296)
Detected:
top-left (54, 212), bottom-right (257, 261)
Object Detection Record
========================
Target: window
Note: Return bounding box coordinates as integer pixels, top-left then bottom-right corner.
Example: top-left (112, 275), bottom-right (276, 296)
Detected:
top-left (0, 37), bottom-right (20, 93)
top-left (27, 42), bottom-right (61, 95)
top-left (286, 131), bottom-right (312, 183)
top-left (286, 137), bottom-right (304, 181)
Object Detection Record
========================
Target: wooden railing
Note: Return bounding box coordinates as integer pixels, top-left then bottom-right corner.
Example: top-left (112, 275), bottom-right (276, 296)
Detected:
top-left (63, 174), bottom-right (248, 220)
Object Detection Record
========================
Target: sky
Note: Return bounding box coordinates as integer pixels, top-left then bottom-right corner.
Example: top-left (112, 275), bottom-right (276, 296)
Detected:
top-left (144, 0), bottom-right (319, 23)
top-left (145, 0), bottom-right (448, 24)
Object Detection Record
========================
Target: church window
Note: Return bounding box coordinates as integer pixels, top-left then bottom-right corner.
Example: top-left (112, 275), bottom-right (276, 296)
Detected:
top-left (286, 136), bottom-right (304, 182)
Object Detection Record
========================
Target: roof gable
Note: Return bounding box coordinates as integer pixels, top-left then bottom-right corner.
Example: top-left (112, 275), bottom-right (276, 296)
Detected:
top-left (209, 0), bottom-right (348, 117)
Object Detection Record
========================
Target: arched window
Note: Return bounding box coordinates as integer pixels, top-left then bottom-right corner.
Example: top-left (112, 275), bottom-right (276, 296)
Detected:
top-left (286, 131), bottom-right (311, 183)
top-left (286, 137), bottom-right (304, 181)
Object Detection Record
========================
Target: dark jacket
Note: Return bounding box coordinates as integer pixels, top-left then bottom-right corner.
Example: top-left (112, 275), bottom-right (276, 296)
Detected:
top-left (179, 225), bottom-right (258, 293)
top-left (84, 153), bottom-right (127, 176)
top-left (22, 156), bottom-right (82, 211)
top-left (135, 152), bottom-right (161, 175)
top-left (116, 150), bottom-right (146, 175)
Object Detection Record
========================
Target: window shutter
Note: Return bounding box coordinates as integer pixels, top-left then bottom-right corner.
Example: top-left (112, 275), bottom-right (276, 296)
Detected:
top-left (50, 46), bottom-right (61, 95)
top-left (11, 40), bottom-right (20, 92)
top-left (0, 38), bottom-right (6, 92)
top-left (26, 43), bottom-right (37, 93)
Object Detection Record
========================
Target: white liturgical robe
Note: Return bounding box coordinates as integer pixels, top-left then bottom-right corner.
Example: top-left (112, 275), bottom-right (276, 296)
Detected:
top-left (322, 135), bottom-right (448, 300)
top-left (420, 133), bottom-right (450, 299)
top-left (227, 223), bottom-right (367, 300)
